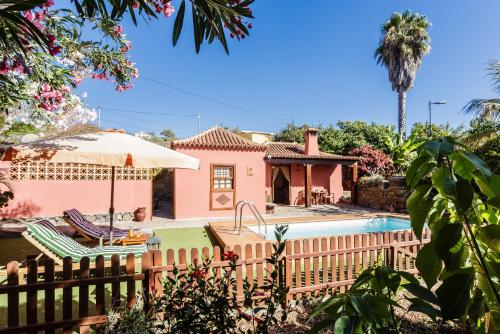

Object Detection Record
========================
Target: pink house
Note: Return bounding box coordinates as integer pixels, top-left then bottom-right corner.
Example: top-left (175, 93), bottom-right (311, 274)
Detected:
top-left (171, 127), bottom-right (359, 219)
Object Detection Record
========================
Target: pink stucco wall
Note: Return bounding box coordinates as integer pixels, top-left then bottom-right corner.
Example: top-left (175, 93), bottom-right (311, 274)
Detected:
top-left (265, 163), bottom-right (343, 205)
top-left (173, 147), bottom-right (266, 219)
top-left (0, 161), bottom-right (152, 219)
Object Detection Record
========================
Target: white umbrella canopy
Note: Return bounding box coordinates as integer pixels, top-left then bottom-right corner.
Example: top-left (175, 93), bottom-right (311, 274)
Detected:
top-left (5, 130), bottom-right (199, 243)
top-left (7, 131), bottom-right (199, 169)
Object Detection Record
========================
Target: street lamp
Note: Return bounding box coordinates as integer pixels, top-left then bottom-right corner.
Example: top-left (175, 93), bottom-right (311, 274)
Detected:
top-left (428, 100), bottom-right (447, 136)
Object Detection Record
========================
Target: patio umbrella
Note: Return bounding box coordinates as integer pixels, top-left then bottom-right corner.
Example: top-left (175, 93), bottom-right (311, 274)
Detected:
top-left (5, 130), bottom-right (199, 243)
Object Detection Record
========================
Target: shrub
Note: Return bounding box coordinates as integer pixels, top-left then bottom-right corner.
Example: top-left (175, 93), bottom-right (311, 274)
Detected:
top-left (98, 297), bottom-right (157, 334)
top-left (358, 175), bottom-right (385, 188)
top-left (348, 146), bottom-right (394, 177)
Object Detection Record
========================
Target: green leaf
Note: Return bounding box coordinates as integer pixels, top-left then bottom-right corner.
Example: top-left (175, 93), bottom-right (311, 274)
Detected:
top-left (397, 271), bottom-right (419, 285)
top-left (407, 298), bottom-right (441, 321)
top-left (477, 225), bottom-right (500, 254)
top-left (334, 316), bottom-right (362, 334)
top-left (311, 296), bottom-right (344, 318)
top-left (350, 295), bottom-right (374, 321)
top-left (451, 151), bottom-right (492, 182)
top-left (436, 268), bottom-right (474, 320)
top-left (474, 173), bottom-right (500, 198)
top-left (486, 197), bottom-right (500, 209)
top-left (433, 223), bottom-right (463, 260)
top-left (407, 184), bottom-right (433, 240)
top-left (455, 175), bottom-right (474, 212)
top-left (406, 154), bottom-right (431, 186)
top-left (172, 0), bottom-right (186, 46)
top-left (422, 140), bottom-right (454, 163)
top-left (408, 161), bottom-right (437, 188)
top-left (416, 244), bottom-right (442, 288)
top-left (402, 283), bottom-right (439, 305)
top-left (468, 289), bottom-right (485, 324)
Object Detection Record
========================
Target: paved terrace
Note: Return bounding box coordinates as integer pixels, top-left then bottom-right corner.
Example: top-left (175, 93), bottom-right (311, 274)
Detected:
top-left (0, 204), bottom-right (386, 234)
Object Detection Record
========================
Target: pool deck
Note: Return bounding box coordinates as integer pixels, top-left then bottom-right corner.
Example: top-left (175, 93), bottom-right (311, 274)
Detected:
top-left (209, 211), bottom-right (409, 248)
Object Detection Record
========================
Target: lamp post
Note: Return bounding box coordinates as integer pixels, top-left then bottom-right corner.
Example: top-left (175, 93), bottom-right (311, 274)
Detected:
top-left (428, 100), bottom-right (447, 136)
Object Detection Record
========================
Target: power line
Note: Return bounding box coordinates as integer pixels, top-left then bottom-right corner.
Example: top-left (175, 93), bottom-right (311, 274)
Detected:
top-left (101, 108), bottom-right (194, 134)
top-left (99, 106), bottom-right (198, 117)
top-left (141, 76), bottom-right (287, 121)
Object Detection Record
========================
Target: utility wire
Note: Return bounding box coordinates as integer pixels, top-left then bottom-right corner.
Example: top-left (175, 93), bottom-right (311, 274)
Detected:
top-left (99, 106), bottom-right (199, 117)
top-left (101, 109), bottom-right (194, 134)
top-left (141, 76), bottom-right (287, 121)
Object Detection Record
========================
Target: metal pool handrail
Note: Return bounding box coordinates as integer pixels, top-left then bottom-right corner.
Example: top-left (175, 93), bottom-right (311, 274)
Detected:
top-left (234, 200), bottom-right (267, 237)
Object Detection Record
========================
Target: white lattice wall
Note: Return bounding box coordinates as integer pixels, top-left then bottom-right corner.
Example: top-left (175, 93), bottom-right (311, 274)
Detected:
top-left (9, 162), bottom-right (154, 181)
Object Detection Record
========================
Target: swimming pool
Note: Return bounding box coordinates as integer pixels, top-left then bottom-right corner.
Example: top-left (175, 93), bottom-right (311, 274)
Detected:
top-left (247, 217), bottom-right (411, 240)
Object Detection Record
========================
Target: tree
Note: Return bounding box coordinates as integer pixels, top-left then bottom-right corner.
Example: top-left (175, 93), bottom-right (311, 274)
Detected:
top-left (160, 128), bottom-right (176, 142)
top-left (347, 146), bottom-right (394, 177)
top-left (463, 60), bottom-right (500, 122)
top-left (273, 123), bottom-right (308, 143)
top-left (410, 122), bottom-right (463, 142)
top-left (0, 0), bottom-right (254, 66)
top-left (375, 11), bottom-right (431, 142)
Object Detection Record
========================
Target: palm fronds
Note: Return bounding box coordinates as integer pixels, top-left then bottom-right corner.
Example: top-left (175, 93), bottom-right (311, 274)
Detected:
top-left (463, 60), bottom-right (500, 121)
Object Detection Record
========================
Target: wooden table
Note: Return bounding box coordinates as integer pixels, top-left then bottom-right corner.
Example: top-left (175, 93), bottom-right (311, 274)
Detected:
top-left (118, 235), bottom-right (148, 246)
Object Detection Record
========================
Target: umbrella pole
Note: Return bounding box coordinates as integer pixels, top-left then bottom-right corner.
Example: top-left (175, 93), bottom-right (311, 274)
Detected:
top-left (109, 166), bottom-right (115, 244)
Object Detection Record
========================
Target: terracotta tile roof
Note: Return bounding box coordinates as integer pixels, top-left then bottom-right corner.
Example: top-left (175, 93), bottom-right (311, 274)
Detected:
top-left (266, 142), bottom-right (359, 161)
top-left (171, 126), bottom-right (266, 150)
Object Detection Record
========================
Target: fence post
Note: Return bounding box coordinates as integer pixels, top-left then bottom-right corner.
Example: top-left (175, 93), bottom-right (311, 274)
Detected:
top-left (141, 251), bottom-right (153, 312)
top-left (285, 241), bottom-right (292, 303)
top-left (152, 250), bottom-right (163, 297)
top-left (385, 246), bottom-right (396, 269)
top-left (7, 261), bottom-right (19, 329)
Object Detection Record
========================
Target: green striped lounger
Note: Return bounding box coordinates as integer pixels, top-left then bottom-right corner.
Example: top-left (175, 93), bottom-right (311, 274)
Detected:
top-left (25, 223), bottom-right (147, 263)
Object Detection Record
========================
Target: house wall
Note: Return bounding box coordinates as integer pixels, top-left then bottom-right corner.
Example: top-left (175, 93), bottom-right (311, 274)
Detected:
top-left (265, 163), bottom-right (343, 205)
top-left (0, 161), bottom-right (153, 219)
top-left (173, 147), bottom-right (266, 219)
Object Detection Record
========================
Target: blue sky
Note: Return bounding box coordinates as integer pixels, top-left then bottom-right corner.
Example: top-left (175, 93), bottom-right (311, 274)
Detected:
top-left (78, 1), bottom-right (500, 138)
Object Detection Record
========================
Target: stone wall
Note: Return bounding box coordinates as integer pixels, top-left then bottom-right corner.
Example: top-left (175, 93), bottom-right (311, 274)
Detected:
top-left (357, 176), bottom-right (408, 213)
top-left (13, 211), bottom-right (135, 225)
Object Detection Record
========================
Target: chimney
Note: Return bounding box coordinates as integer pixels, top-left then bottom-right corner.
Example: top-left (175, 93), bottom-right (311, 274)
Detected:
top-left (304, 128), bottom-right (319, 155)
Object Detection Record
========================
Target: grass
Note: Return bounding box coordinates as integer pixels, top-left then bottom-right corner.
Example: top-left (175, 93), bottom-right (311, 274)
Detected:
top-left (154, 226), bottom-right (218, 253)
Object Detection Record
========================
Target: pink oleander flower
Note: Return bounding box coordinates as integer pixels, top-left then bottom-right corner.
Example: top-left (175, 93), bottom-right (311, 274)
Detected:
top-left (112, 25), bottom-right (123, 37)
top-left (42, 0), bottom-right (54, 8)
top-left (163, 2), bottom-right (174, 17)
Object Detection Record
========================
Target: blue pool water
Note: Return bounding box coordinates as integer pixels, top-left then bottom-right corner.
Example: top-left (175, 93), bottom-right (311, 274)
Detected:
top-left (248, 217), bottom-right (411, 240)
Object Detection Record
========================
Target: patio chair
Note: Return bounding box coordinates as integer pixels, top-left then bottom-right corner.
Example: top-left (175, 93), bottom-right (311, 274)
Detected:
top-left (63, 208), bottom-right (129, 242)
top-left (22, 222), bottom-right (147, 265)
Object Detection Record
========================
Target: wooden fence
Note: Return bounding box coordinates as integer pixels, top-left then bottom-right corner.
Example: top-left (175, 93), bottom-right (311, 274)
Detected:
top-left (0, 229), bottom-right (430, 333)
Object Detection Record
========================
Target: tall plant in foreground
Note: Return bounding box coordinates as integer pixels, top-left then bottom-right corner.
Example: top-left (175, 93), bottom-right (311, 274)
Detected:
top-left (406, 138), bottom-right (499, 331)
top-left (375, 10), bottom-right (431, 141)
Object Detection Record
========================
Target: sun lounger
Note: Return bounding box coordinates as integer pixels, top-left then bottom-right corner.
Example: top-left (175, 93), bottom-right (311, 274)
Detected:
top-left (63, 208), bottom-right (129, 241)
top-left (23, 222), bottom-right (147, 265)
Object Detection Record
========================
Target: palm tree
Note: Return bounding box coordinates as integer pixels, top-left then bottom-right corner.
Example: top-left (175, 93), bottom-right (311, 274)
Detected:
top-left (463, 60), bottom-right (500, 122)
top-left (375, 11), bottom-right (431, 142)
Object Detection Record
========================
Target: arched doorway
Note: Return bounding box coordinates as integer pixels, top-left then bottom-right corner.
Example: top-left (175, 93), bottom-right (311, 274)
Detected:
top-left (272, 166), bottom-right (290, 205)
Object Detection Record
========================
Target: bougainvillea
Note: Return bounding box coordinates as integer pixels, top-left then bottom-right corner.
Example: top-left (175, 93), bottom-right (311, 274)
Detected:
top-left (348, 145), bottom-right (394, 177)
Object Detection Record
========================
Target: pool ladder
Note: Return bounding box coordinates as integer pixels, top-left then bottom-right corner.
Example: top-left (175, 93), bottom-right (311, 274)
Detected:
top-left (234, 200), bottom-right (267, 237)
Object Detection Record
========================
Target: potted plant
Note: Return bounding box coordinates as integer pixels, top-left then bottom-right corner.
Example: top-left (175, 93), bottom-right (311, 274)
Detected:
top-left (133, 207), bottom-right (147, 222)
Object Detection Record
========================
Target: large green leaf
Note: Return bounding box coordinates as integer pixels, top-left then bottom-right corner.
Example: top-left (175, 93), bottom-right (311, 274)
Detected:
top-left (451, 151), bottom-right (492, 182)
top-left (477, 225), bottom-right (500, 254)
top-left (408, 298), bottom-right (441, 321)
top-left (310, 296), bottom-right (343, 318)
top-left (436, 269), bottom-right (474, 320)
top-left (403, 283), bottom-right (439, 304)
top-left (416, 244), bottom-right (442, 288)
top-left (406, 154), bottom-right (431, 186)
top-left (334, 316), bottom-right (362, 334)
top-left (422, 140), bottom-right (454, 163)
top-left (433, 223), bottom-right (463, 260)
top-left (474, 173), bottom-right (500, 199)
top-left (407, 184), bottom-right (433, 240)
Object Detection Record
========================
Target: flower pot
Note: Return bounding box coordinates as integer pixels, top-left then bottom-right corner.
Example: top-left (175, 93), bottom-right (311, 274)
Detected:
top-left (133, 207), bottom-right (147, 222)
